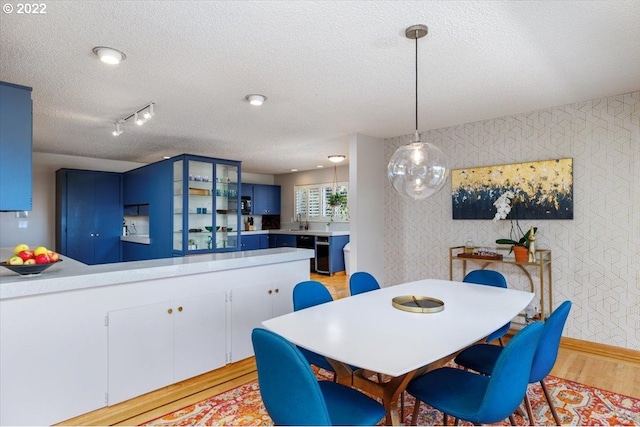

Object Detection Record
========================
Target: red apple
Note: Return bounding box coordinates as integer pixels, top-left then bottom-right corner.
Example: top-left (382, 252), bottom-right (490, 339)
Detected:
top-left (7, 256), bottom-right (24, 265)
top-left (35, 253), bottom-right (51, 264)
top-left (18, 250), bottom-right (35, 262)
top-left (23, 259), bottom-right (36, 265)
top-left (47, 251), bottom-right (60, 262)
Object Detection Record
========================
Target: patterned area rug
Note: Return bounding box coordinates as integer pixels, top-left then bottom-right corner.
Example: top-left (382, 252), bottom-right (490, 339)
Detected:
top-left (142, 372), bottom-right (640, 426)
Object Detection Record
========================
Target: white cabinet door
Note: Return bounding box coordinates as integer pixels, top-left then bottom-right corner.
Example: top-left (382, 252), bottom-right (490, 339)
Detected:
top-left (174, 291), bottom-right (227, 382)
top-left (229, 279), bottom-right (296, 362)
top-left (107, 301), bottom-right (174, 405)
top-left (270, 279), bottom-right (295, 319)
top-left (229, 282), bottom-right (273, 362)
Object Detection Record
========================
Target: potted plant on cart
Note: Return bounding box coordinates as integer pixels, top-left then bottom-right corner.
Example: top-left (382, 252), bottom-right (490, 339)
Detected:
top-left (493, 190), bottom-right (537, 262)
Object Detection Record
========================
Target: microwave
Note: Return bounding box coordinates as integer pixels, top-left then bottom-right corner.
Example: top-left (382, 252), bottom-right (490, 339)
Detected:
top-left (241, 197), bottom-right (252, 214)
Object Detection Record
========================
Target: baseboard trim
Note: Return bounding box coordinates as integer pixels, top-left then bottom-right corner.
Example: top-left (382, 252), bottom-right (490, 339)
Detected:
top-left (559, 337), bottom-right (640, 364)
top-left (505, 330), bottom-right (640, 365)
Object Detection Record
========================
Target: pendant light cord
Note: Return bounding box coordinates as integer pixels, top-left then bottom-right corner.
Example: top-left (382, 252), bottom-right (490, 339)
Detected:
top-left (415, 30), bottom-right (419, 135)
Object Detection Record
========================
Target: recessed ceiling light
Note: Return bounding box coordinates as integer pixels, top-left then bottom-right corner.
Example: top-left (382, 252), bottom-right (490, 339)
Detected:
top-left (328, 155), bottom-right (346, 163)
top-left (92, 46), bottom-right (126, 65)
top-left (317, 165), bottom-right (324, 168)
top-left (163, 156), bottom-right (171, 159)
top-left (245, 94), bottom-right (267, 106)
top-left (290, 168), bottom-right (298, 172)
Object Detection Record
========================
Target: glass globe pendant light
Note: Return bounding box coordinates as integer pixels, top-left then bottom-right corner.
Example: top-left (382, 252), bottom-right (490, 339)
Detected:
top-left (387, 25), bottom-right (448, 200)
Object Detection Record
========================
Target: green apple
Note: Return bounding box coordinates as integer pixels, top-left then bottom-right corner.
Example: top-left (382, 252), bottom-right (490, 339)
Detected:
top-left (7, 256), bottom-right (24, 265)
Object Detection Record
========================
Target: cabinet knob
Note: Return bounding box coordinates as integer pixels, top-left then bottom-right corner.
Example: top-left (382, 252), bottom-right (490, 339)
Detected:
top-left (178, 306), bottom-right (183, 312)
top-left (96, 233), bottom-right (100, 237)
top-left (168, 308), bottom-right (173, 314)
top-left (90, 233), bottom-right (94, 237)
top-left (274, 288), bottom-right (279, 293)
top-left (268, 289), bottom-right (273, 295)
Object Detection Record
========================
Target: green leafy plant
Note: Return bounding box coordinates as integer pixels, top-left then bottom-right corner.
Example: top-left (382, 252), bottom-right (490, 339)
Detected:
top-left (328, 192), bottom-right (346, 207)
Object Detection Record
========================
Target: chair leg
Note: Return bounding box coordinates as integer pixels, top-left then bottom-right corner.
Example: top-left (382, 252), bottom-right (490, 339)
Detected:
top-left (540, 379), bottom-right (562, 425)
top-left (411, 398), bottom-right (421, 426)
top-left (524, 393), bottom-right (535, 426)
top-left (509, 414), bottom-right (517, 425)
top-left (443, 412), bottom-right (448, 426)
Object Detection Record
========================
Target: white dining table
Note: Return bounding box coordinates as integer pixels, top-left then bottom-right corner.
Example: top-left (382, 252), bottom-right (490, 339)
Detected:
top-left (262, 278), bottom-right (534, 425)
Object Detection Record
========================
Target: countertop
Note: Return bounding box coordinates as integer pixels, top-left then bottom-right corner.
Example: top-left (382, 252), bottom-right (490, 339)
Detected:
top-left (120, 235), bottom-right (151, 244)
top-left (0, 247), bottom-right (314, 300)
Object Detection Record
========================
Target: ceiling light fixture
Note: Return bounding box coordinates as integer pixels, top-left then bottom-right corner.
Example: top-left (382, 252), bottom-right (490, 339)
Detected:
top-left (387, 25), bottom-right (448, 200)
top-left (328, 155), bottom-right (346, 163)
top-left (111, 102), bottom-right (155, 137)
top-left (92, 46), bottom-right (126, 65)
top-left (245, 94), bottom-right (267, 106)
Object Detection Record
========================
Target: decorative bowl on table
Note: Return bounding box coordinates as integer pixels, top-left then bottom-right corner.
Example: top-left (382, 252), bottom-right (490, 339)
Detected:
top-left (0, 259), bottom-right (63, 276)
top-left (205, 226), bottom-right (213, 232)
top-left (227, 227), bottom-right (233, 232)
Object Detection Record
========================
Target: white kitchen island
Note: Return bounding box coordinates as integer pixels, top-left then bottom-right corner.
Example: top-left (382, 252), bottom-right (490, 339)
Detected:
top-left (0, 248), bottom-right (313, 426)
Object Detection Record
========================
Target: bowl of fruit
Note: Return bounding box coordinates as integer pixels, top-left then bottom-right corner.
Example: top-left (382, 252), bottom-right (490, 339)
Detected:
top-left (1, 244), bottom-right (63, 276)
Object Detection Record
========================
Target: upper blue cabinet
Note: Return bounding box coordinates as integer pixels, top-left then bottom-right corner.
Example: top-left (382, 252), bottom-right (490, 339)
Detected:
top-left (252, 184), bottom-right (281, 215)
top-left (0, 81), bottom-right (33, 211)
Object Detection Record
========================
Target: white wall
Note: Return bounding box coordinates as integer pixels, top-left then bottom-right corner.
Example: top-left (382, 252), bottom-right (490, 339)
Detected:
top-left (384, 91), bottom-right (640, 350)
top-left (349, 133), bottom-right (385, 284)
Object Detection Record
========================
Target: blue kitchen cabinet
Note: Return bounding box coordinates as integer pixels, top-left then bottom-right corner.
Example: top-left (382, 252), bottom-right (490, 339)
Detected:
top-left (251, 184), bottom-right (281, 215)
top-left (272, 234), bottom-right (296, 248)
top-left (315, 235), bottom-right (349, 275)
top-left (123, 160), bottom-right (173, 260)
top-left (241, 234), bottom-right (269, 250)
top-left (55, 169), bottom-right (122, 265)
top-left (0, 81), bottom-right (32, 211)
top-left (124, 154), bottom-right (242, 258)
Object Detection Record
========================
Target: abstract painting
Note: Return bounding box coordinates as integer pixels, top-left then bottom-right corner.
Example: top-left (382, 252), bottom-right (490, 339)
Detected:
top-left (452, 158), bottom-right (573, 220)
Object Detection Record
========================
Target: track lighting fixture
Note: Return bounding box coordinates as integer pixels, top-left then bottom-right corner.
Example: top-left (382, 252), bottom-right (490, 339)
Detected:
top-left (111, 102), bottom-right (155, 137)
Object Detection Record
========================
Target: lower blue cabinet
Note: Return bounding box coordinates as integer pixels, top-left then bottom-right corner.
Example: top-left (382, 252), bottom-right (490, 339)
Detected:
top-left (241, 234), bottom-right (269, 250)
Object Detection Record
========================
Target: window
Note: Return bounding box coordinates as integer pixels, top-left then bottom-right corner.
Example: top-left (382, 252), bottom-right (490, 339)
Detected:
top-left (295, 182), bottom-right (349, 222)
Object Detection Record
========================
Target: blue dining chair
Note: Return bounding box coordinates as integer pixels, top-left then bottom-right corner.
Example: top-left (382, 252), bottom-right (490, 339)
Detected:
top-left (463, 270), bottom-right (510, 345)
top-left (252, 328), bottom-right (386, 426)
top-left (292, 281), bottom-right (337, 376)
top-left (407, 321), bottom-right (544, 426)
top-left (349, 271), bottom-right (381, 296)
top-left (454, 300), bottom-right (572, 426)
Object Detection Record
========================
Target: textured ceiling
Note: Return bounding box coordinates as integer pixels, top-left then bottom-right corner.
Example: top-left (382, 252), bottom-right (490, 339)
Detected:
top-left (1, 1), bottom-right (639, 174)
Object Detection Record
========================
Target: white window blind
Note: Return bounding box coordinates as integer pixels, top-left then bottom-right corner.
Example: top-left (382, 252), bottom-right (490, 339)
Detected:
top-left (295, 182), bottom-right (348, 222)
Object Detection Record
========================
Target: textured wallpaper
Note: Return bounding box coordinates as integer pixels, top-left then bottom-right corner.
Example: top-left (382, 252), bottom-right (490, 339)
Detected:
top-left (384, 91), bottom-right (639, 350)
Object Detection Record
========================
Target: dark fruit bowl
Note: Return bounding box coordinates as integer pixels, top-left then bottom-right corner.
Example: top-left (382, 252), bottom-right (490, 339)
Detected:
top-left (205, 226), bottom-right (213, 232)
top-left (0, 259), bottom-right (63, 276)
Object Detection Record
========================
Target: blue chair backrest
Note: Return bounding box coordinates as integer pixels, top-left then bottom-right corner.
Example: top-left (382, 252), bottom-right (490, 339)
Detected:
top-left (463, 270), bottom-right (508, 289)
top-left (349, 271), bottom-right (381, 296)
top-left (252, 328), bottom-right (332, 425)
top-left (463, 270), bottom-right (509, 342)
top-left (477, 321), bottom-right (544, 423)
top-left (293, 280), bottom-right (333, 311)
top-left (530, 300), bottom-right (572, 382)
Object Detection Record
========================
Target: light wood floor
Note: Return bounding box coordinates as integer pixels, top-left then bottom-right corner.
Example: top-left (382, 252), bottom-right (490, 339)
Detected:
top-left (60, 272), bottom-right (640, 426)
